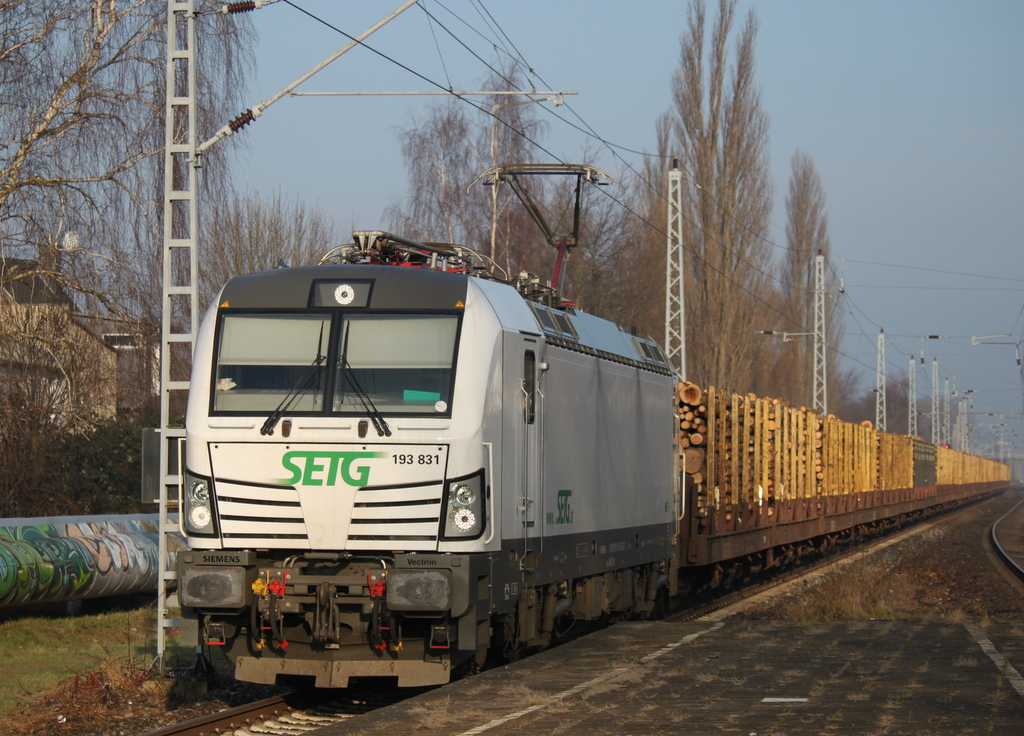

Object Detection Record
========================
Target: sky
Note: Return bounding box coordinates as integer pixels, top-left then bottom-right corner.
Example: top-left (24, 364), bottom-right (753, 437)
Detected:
top-left (223, 0), bottom-right (1024, 464)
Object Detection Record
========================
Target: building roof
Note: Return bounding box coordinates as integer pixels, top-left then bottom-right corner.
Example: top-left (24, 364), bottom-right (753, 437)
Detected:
top-left (0, 258), bottom-right (74, 307)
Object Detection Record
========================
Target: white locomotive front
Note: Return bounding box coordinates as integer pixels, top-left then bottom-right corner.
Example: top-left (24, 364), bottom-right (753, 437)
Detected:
top-left (178, 234), bottom-right (678, 687)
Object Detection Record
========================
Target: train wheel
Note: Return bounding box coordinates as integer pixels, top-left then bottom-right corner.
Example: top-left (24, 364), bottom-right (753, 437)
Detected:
top-left (474, 647), bottom-right (488, 671)
top-left (649, 587), bottom-right (668, 620)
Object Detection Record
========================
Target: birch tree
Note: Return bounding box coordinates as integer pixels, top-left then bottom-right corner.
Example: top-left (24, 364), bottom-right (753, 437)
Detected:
top-left (0, 1), bottom-right (251, 319)
top-left (0, 1), bottom-right (252, 513)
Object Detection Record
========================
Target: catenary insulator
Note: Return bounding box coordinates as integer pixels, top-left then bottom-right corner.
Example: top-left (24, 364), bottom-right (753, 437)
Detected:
top-left (228, 109), bottom-right (256, 132)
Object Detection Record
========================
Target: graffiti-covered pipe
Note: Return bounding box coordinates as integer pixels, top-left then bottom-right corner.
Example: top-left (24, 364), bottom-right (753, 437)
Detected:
top-left (0, 514), bottom-right (185, 609)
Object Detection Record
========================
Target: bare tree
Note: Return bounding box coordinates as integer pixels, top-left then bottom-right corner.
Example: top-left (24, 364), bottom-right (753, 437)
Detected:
top-left (0, 1), bottom-right (251, 309)
top-left (0, 265), bottom-right (118, 515)
top-left (387, 98), bottom-right (477, 247)
top-left (769, 149), bottom-right (846, 408)
top-left (839, 373), bottom-right (908, 434)
top-left (0, 1), bottom-right (253, 512)
top-left (200, 190), bottom-right (338, 310)
top-left (665, 0), bottom-right (775, 394)
top-left (1, 2), bottom-right (158, 310)
top-left (387, 64), bottom-right (549, 278)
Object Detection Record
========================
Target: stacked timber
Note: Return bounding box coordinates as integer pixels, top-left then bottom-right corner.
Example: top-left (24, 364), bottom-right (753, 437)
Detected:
top-left (676, 382), bottom-right (709, 516)
top-left (677, 381), bottom-right (708, 480)
top-left (676, 383), bottom-right (830, 518)
top-left (677, 381), bottom-right (1010, 525)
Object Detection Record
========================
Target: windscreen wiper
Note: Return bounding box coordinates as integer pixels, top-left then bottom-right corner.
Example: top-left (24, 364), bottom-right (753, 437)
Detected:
top-left (338, 325), bottom-right (392, 437)
top-left (338, 357), bottom-right (392, 437)
top-left (261, 323), bottom-right (326, 436)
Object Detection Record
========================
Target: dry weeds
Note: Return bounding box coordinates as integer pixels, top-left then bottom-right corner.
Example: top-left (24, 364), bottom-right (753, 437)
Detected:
top-left (496, 683), bottom-right (548, 706)
top-left (409, 694), bottom-right (452, 730)
top-left (943, 608), bottom-right (968, 624)
top-left (585, 668), bottom-right (645, 697)
top-left (9, 648), bottom-right (160, 734)
top-left (760, 561), bottom-right (903, 620)
top-left (874, 711), bottom-right (895, 729)
top-left (548, 718), bottom-right (579, 734)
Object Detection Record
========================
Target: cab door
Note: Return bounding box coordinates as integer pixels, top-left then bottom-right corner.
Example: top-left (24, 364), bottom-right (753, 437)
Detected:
top-left (521, 345), bottom-right (542, 569)
top-left (502, 333), bottom-right (544, 572)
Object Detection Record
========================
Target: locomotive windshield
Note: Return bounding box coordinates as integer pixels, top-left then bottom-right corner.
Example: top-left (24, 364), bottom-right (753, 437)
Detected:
top-left (211, 311), bottom-right (460, 416)
top-left (335, 314), bottom-right (457, 413)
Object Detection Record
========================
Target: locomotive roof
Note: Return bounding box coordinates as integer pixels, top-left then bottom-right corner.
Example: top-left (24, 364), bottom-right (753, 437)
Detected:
top-left (216, 264), bottom-right (469, 311)
top-left (215, 264), bottom-right (673, 376)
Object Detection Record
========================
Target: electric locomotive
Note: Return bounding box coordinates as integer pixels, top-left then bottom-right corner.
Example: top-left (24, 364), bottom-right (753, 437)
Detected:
top-left (177, 232), bottom-right (679, 687)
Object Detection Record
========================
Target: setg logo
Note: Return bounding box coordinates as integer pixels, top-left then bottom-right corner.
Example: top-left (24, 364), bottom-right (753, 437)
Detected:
top-left (279, 451), bottom-right (386, 487)
top-left (556, 489), bottom-right (573, 525)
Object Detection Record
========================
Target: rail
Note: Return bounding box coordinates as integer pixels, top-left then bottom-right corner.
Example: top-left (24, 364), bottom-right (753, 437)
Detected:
top-left (990, 495), bottom-right (1024, 583)
top-left (140, 695), bottom-right (294, 736)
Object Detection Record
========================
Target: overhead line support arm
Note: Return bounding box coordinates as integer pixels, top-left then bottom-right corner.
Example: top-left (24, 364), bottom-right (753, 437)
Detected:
top-left (198, 0), bottom-right (421, 154)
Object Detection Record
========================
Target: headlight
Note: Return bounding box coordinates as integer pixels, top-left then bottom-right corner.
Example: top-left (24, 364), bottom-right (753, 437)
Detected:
top-left (183, 470), bottom-right (218, 537)
top-left (442, 471), bottom-right (485, 540)
top-left (180, 566), bottom-right (245, 608)
top-left (189, 480), bottom-right (209, 503)
top-left (189, 504), bottom-right (212, 529)
top-left (453, 484), bottom-right (476, 507)
top-left (386, 569), bottom-right (451, 611)
top-left (451, 508), bottom-right (476, 530)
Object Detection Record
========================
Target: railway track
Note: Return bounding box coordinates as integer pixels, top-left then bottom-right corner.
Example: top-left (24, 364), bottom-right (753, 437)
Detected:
top-left (141, 694), bottom-right (297, 736)
top-left (990, 494), bottom-right (1024, 583)
top-left (138, 683), bottom-right (425, 736)
top-left (138, 493), bottom-right (1005, 736)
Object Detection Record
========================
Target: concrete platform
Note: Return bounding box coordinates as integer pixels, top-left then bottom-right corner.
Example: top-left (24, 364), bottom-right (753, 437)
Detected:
top-left (311, 612), bottom-right (1024, 735)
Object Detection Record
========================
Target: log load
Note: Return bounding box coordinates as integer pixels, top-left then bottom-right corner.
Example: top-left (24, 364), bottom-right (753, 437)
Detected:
top-left (675, 382), bottom-right (1009, 520)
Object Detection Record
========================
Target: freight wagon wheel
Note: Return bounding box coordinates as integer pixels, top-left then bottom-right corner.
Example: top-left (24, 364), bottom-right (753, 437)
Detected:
top-left (709, 565), bottom-right (723, 589)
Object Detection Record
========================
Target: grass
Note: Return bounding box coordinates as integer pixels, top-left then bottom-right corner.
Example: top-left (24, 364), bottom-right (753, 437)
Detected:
top-left (763, 561), bottom-right (903, 621)
top-left (0, 601), bottom-right (222, 730)
top-left (0, 605), bottom-right (155, 715)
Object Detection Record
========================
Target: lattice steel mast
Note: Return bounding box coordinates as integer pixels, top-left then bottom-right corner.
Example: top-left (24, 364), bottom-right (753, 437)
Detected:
top-left (812, 253), bottom-right (826, 415)
top-left (156, 0), bottom-right (199, 672)
top-left (665, 160), bottom-right (685, 378)
top-left (876, 329), bottom-right (886, 431)
top-left (908, 355), bottom-right (917, 437)
top-left (156, 0), bottom-right (422, 672)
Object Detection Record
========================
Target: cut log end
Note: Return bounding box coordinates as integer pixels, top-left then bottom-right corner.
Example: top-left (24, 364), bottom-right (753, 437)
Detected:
top-left (677, 381), bottom-right (704, 406)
